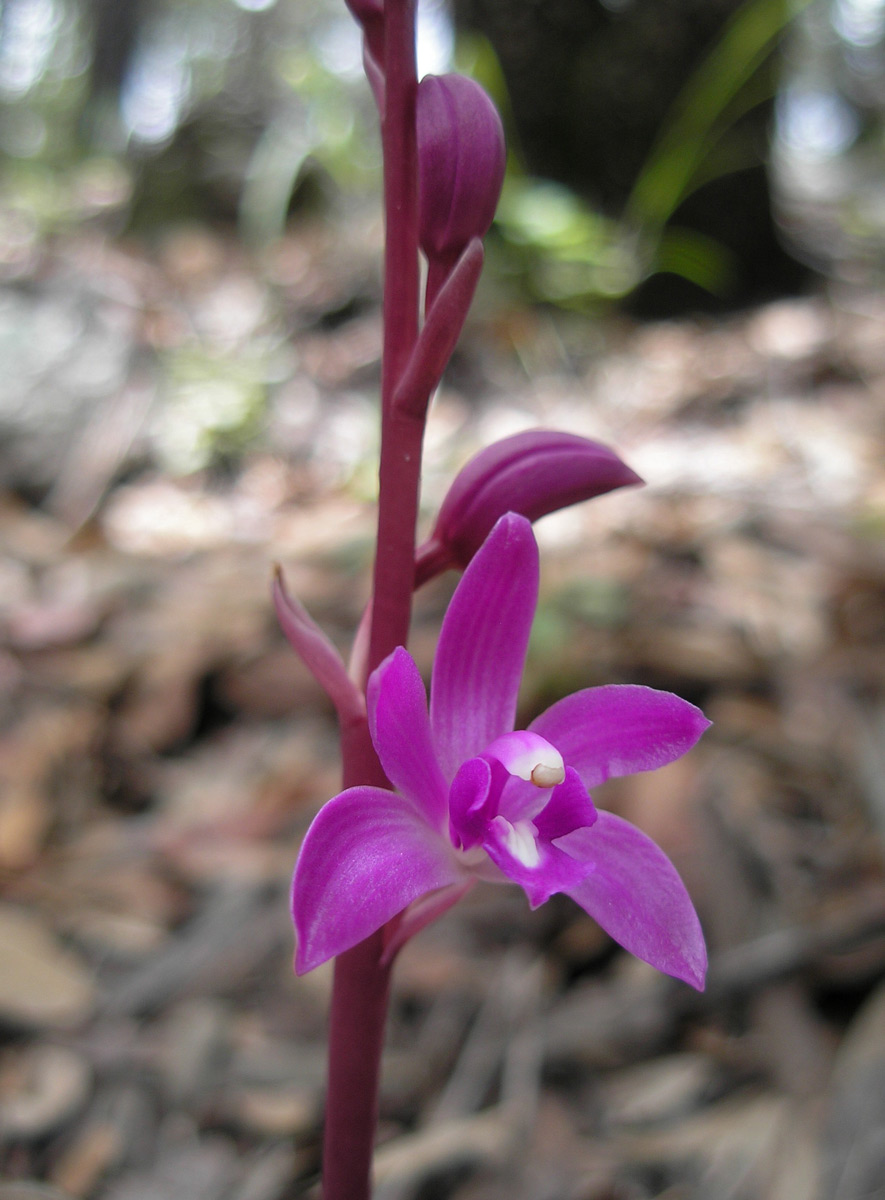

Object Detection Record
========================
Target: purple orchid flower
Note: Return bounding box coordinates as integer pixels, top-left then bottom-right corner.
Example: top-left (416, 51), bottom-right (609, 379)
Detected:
top-left (292, 513), bottom-right (709, 989)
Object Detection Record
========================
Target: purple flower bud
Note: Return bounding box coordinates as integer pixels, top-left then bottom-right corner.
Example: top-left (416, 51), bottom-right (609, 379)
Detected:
top-left (415, 430), bottom-right (643, 584)
top-left (417, 74), bottom-right (506, 265)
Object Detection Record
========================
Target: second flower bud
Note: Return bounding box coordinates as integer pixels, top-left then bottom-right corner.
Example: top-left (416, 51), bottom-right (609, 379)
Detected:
top-left (417, 73), bottom-right (506, 271)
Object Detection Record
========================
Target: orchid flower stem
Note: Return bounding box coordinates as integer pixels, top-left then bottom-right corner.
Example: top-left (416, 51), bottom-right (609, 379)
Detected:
top-left (322, 2), bottom-right (421, 1197)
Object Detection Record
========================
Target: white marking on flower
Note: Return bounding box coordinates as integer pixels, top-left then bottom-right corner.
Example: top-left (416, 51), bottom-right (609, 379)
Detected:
top-left (493, 816), bottom-right (541, 868)
top-left (458, 844), bottom-right (488, 868)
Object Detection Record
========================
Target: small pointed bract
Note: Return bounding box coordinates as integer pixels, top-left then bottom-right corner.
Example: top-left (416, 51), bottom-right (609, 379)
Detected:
top-left (415, 430), bottom-right (643, 584)
top-left (273, 567), bottom-right (365, 725)
top-left (394, 238), bottom-right (484, 420)
top-left (292, 515), bottom-right (710, 989)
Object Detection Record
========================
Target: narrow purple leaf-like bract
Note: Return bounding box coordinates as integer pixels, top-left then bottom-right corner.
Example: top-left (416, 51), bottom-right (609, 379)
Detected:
top-left (273, 567), bottom-right (365, 725)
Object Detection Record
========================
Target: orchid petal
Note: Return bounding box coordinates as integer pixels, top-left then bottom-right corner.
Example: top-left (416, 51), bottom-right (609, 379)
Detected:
top-left (559, 811), bottom-right (707, 990)
top-left (368, 648), bottom-right (448, 828)
top-left (381, 879), bottom-right (476, 966)
top-left (431, 513), bottom-right (538, 778)
top-left (292, 787), bottom-right (461, 974)
top-left (481, 770), bottom-right (597, 908)
top-left (530, 685), bottom-right (711, 791)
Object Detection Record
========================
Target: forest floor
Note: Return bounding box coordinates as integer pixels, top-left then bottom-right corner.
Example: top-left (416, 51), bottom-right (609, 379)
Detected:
top-left (1, 217), bottom-right (885, 1200)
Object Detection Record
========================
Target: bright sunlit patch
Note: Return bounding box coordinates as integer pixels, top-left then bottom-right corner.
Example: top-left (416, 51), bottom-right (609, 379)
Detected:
top-left (315, 17), bottom-right (364, 80)
top-left (417, 0), bottom-right (454, 76)
top-left (775, 86), bottom-right (859, 161)
top-left (834, 0), bottom-right (885, 47)
top-left (121, 40), bottom-right (190, 145)
top-left (0, 0), bottom-right (62, 98)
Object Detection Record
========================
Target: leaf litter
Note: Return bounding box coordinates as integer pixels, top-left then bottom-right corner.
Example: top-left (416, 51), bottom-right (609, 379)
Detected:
top-left (0, 225), bottom-right (884, 1199)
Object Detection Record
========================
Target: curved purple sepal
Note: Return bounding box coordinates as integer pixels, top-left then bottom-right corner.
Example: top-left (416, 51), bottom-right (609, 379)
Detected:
top-left (292, 787), bottom-right (461, 974)
top-left (560, 811), bottom-right (707, 990)
top-left (530, 684), bottom-right (711, 791)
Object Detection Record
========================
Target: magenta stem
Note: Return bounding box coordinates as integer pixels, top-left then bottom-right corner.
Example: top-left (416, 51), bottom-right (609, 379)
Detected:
top-left (321, 3), bottom-right (421, 1198)
top-left (368, 0), bottom-right (422, 673)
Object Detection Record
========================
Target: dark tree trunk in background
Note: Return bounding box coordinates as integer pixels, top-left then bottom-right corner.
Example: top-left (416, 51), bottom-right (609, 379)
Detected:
top-left (454, 0), bottom-right (807, 314)
top-left (87, 0), bottom-right (146, 100)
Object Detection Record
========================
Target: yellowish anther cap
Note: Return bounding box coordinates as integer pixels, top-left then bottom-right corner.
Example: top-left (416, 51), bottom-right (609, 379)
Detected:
top-left (530, 762), bottom-right (565, 788)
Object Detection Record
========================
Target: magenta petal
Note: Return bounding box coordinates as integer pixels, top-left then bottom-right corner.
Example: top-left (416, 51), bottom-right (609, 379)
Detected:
top-left (368, 648), bottom-right (448, 828)
top-left (430, 513), bottom-right (539, 779)
top-left (529, 684), bottom-right (711, 791)
top-left (559, 811), bottom-right (707, 990)
top-left (292, 787), bottom-right (461, 974)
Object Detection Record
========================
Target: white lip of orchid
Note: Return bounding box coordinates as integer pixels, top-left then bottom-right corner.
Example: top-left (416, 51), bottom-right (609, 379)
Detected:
top-left (482, 731), bottom-right (565, 789)
top-left (492, 815), bottom-right (541, 868)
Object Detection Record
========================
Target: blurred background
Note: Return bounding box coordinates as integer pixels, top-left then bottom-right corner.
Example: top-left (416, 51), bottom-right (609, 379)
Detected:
top-left (2, 1), bottom-right (885, 1198)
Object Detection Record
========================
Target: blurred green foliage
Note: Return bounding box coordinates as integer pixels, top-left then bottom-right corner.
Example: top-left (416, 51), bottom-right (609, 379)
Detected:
top-left (155, 347), bottom-right (268, 474)
top-left (0, 0), bottom-right (878, 314)
top-left (481, 0), bottom-right (813, 309)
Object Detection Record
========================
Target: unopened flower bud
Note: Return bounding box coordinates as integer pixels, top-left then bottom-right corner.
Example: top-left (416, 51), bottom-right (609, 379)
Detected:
top-left (417, 73), bottom-right (506, 266)
top-left (415, 430), bottom-right (642, 584)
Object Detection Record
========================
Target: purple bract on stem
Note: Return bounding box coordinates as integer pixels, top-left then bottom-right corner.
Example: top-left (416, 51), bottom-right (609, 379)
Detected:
top-left (293, 514), bottom-right (709, 991)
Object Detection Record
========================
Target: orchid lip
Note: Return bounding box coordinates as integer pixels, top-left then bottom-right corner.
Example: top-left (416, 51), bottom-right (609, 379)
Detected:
top-left (492, 816), bottom-right (541, 868)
